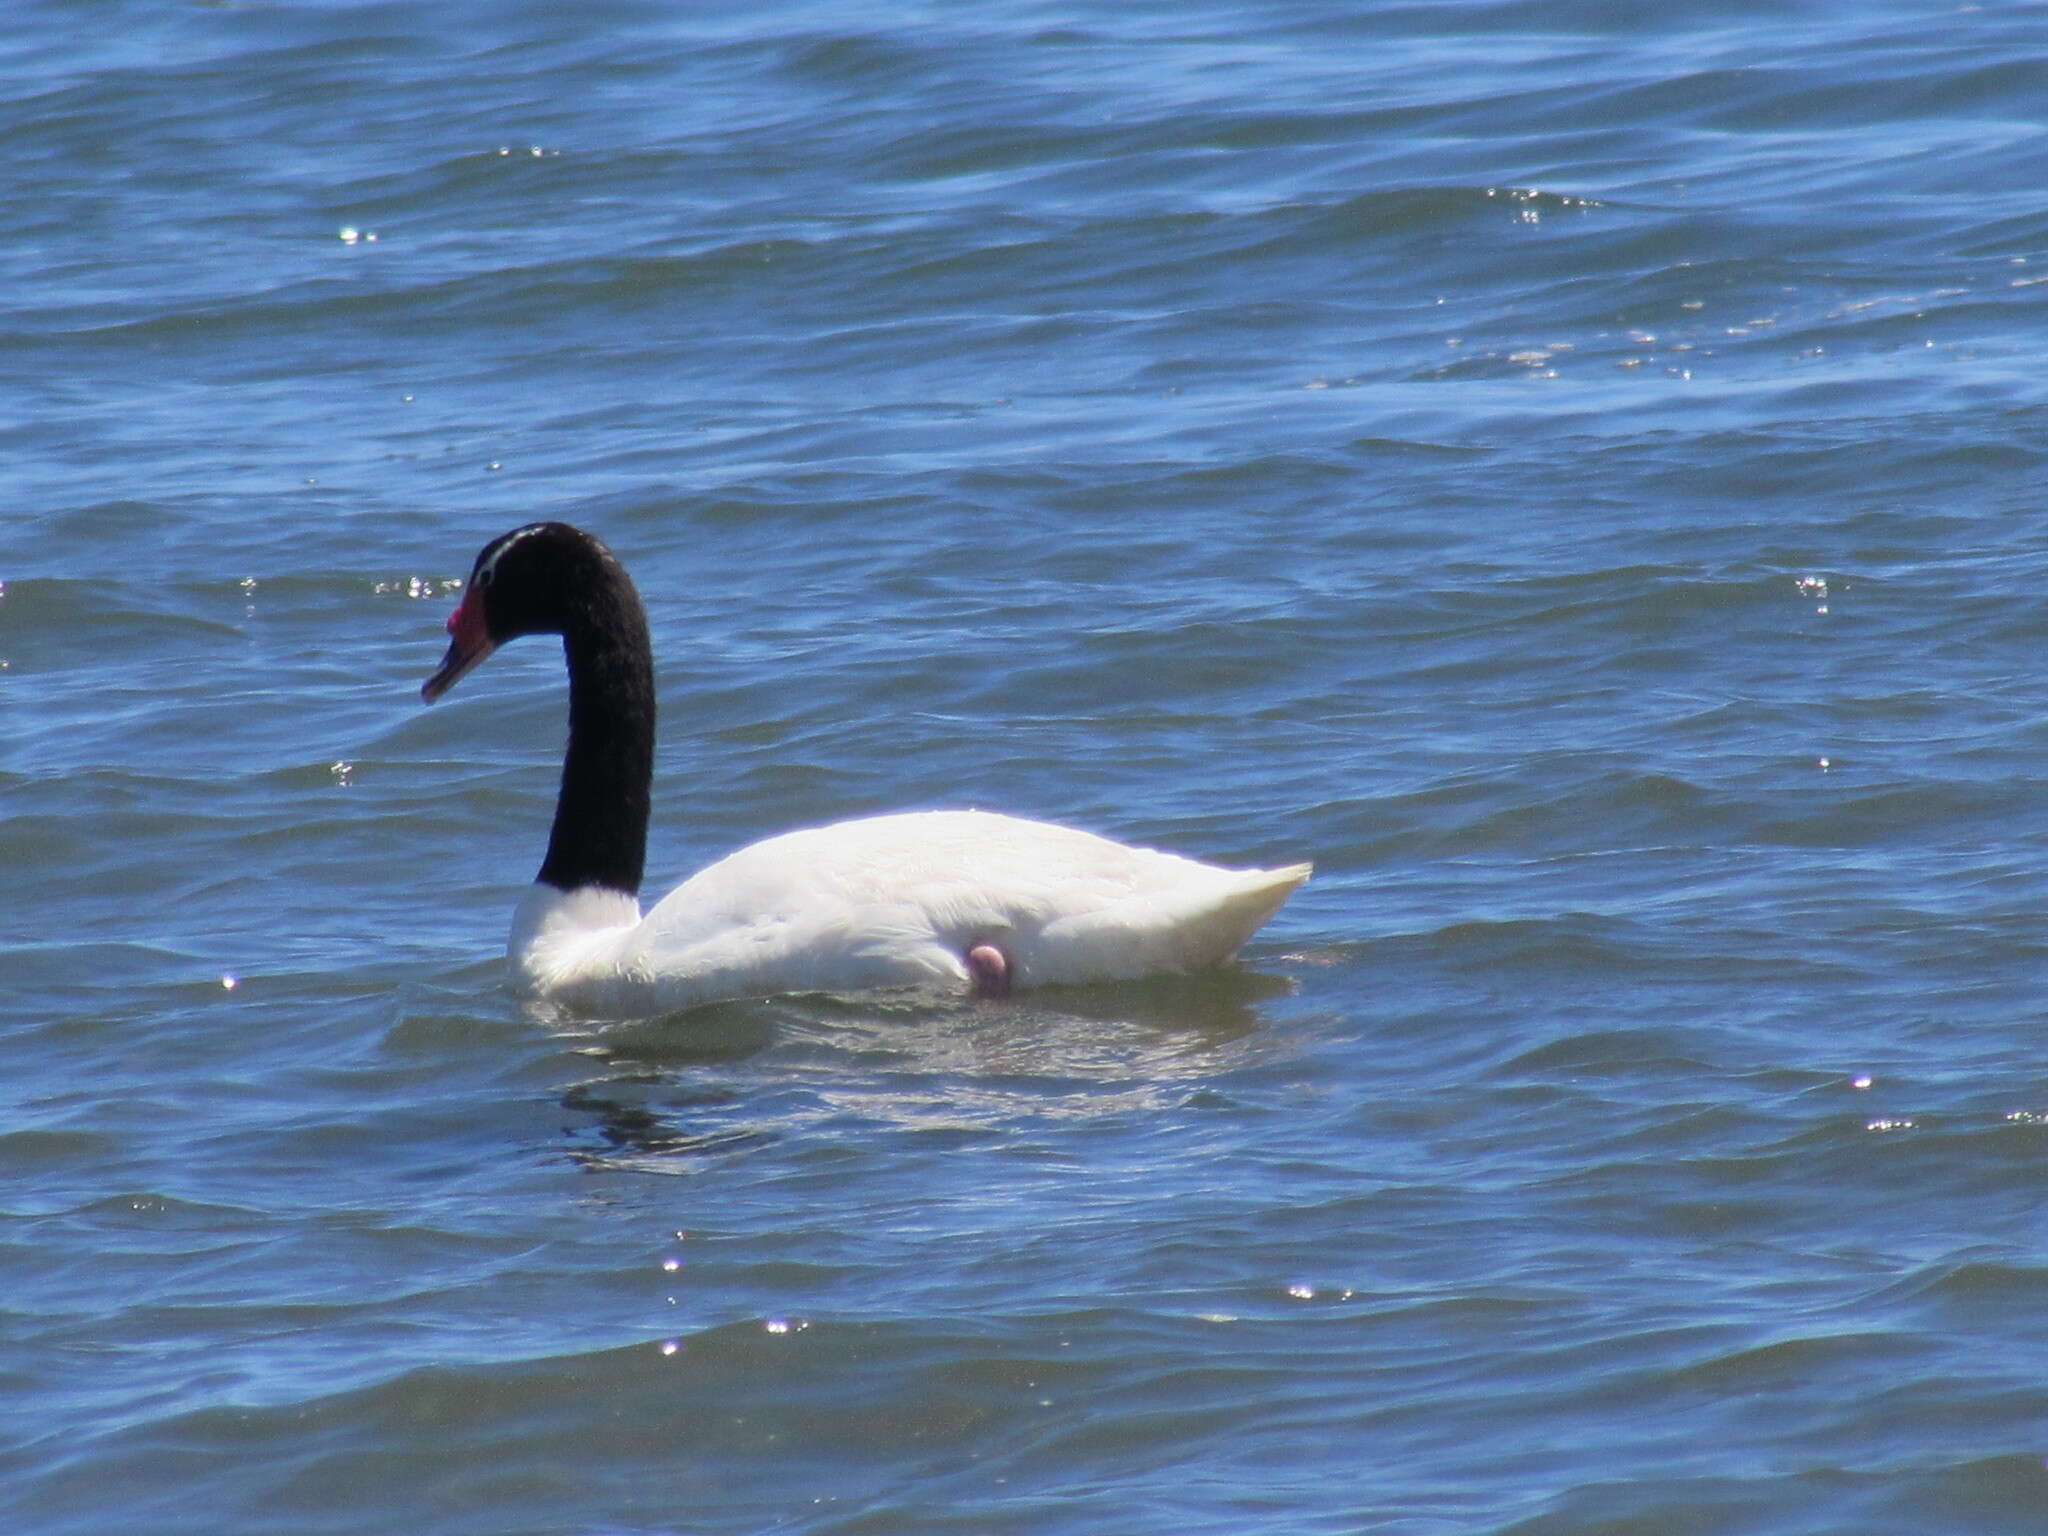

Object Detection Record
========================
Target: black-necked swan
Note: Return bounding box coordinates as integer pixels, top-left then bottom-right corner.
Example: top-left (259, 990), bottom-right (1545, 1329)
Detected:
top-left (422, 522), bottom-right (1311, 1013)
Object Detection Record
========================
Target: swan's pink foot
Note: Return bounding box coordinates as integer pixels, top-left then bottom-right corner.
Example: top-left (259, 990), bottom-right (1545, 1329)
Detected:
top-left (965, 941), bottom-right (1011, 999)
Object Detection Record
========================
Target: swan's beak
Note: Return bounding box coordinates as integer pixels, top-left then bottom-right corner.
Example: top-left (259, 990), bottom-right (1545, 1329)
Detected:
top-left (421, 589), bottom-right (496, 703)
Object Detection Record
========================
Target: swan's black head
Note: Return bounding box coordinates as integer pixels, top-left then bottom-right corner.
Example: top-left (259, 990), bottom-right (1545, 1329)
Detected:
top-left (421, 522), bottom-right (633, 702)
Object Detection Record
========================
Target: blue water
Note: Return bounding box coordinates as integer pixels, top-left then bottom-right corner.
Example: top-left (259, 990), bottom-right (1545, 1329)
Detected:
top-left (8, 2), bottom-right (2048, 1531)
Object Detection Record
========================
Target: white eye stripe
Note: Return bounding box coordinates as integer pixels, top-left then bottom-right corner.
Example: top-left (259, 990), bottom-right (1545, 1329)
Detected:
top-left (473, 523), bottom-right (550, 587)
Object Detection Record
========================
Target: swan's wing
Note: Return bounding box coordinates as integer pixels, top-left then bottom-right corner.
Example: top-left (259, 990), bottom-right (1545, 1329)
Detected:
top-left (623, 809), bottom-right (1308, 1000)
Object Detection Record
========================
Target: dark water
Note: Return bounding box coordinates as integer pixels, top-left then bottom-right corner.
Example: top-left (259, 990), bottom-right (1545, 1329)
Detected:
top-left (7, 2), bottom-right (2048, 1531)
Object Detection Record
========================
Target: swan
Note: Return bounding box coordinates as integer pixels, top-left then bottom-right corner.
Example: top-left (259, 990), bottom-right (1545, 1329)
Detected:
top-left (422, 522), bottom-right (1310, 1014)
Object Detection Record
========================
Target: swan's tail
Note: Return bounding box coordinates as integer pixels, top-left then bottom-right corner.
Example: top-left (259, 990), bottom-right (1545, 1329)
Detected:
top-left (1033, 860), bottom-right (1312, 982)
top-left (1172, 861), bottom-right (1313, 970)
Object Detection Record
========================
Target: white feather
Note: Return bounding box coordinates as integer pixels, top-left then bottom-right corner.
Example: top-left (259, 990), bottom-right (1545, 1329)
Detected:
top-left (508, 809), bottom-right (1310, 1014)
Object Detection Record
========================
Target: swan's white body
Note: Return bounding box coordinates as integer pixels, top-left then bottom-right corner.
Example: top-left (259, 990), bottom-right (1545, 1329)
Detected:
top-left (509, 808), bottom-right (1311, 1014)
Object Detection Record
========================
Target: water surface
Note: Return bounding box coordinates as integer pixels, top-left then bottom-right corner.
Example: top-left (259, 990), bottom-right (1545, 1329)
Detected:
top-left (7, 3), bottom-right (2048, 1532)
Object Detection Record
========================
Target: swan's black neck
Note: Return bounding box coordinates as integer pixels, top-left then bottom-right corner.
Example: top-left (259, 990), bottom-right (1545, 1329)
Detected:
top-left (536, 565), bottom-right (654, 898)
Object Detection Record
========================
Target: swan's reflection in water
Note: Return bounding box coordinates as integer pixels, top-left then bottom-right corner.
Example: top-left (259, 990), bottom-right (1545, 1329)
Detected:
top-left (544, 968), bottom-right (1298, 1170)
